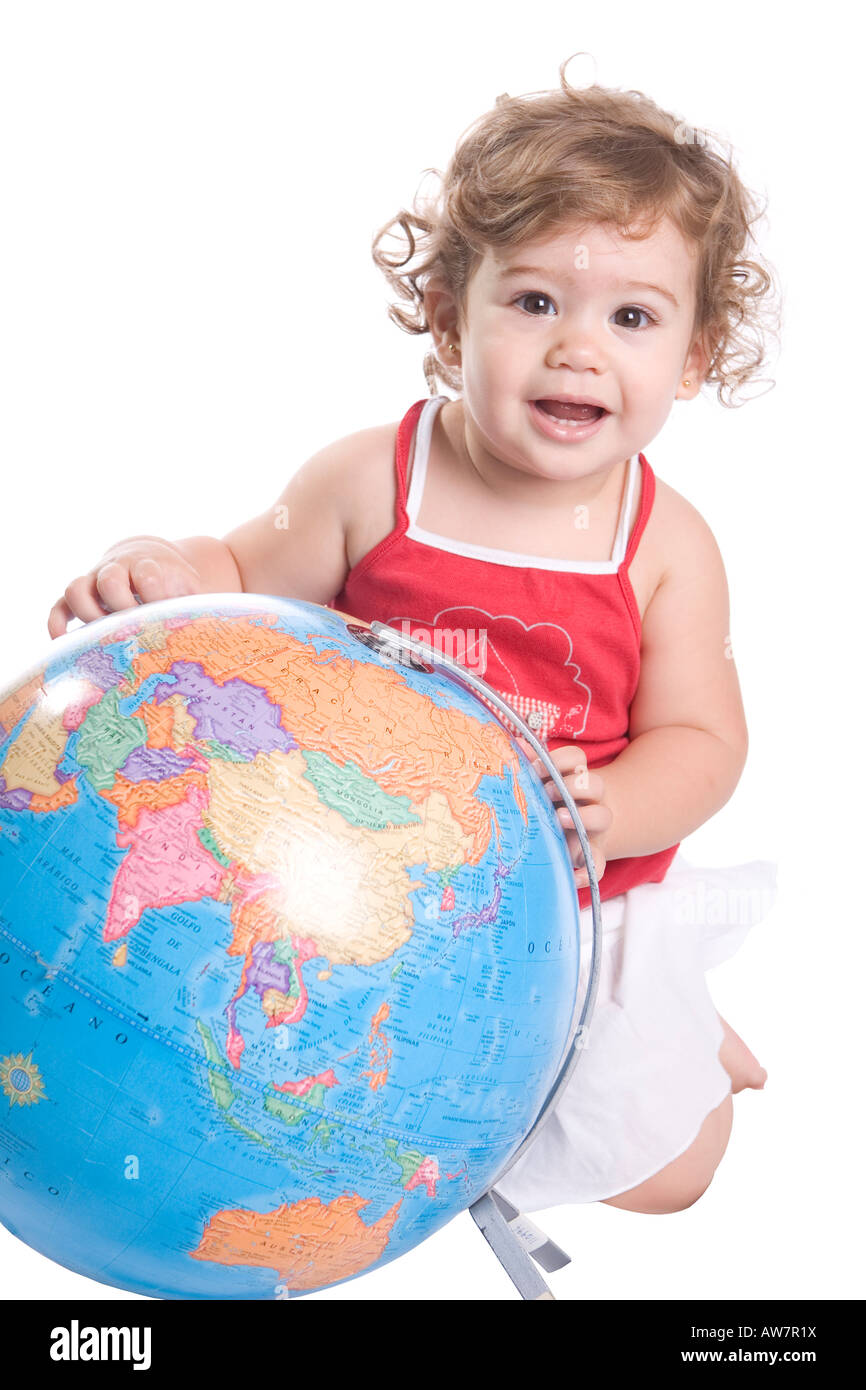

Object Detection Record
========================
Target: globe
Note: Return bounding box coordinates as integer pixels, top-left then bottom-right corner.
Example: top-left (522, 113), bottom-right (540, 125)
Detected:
top-left (0, 594), bottom-right (580, 1299)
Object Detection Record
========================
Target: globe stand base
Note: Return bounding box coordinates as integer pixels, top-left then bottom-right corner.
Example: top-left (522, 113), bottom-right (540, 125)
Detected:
top-left (469, 1192), bottom-right (565, 1300)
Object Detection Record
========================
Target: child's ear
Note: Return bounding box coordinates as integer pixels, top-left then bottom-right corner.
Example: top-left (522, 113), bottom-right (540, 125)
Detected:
top-left (677, 333), bottom-right (711, 399)
top-left (423, 276), bottom-right (462, 363)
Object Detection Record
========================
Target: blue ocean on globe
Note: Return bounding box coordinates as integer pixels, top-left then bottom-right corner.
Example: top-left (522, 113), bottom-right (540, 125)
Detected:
top-left (0, 594), bottom-right (579, 1297)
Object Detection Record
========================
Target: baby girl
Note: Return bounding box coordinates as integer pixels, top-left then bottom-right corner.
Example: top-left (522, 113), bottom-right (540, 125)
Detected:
top-left (47, 58), bottom-right (778, 1217)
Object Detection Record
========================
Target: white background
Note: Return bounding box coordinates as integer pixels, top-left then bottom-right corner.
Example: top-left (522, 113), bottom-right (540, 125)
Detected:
top-left (0, 0), bottom-right (862, 1303)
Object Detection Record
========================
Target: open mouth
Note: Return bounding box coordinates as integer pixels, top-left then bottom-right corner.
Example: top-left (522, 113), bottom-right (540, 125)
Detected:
top-left (534, 399), bottom-right (608, 424)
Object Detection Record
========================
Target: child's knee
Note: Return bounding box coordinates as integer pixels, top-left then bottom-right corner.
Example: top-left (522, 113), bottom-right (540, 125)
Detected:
top-left (667, 1091), bottom-right (734, 1207)
top-left (602, 1167), bottom-right (713, 1215)
top-left (661, 1170), bottom-right (715, 1213)
top-left (601, 1092), bottom-right (734, 1215)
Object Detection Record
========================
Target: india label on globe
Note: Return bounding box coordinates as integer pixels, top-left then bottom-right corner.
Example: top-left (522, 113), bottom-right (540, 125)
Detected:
top-left (0, 595), bottom-right (579, 1298)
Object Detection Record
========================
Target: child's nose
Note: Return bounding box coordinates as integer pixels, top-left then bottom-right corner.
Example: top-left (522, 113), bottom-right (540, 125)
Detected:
top-left (544, 317), bottom-right (609, 374)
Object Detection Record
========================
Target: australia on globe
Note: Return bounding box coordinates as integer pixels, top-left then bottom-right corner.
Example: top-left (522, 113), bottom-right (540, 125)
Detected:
top-left (0, 595), bottom-right (579, 1298)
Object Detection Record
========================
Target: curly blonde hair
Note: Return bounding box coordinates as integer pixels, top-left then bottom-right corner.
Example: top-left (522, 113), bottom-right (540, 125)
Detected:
top-left (372, 56), bottom-right (779, 407)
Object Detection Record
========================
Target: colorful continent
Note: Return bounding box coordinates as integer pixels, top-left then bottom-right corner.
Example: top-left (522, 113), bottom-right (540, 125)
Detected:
top-left (190, 1192), bottom-right (402, 1290)
top-left (0, 612), bottom-right (524, 1070)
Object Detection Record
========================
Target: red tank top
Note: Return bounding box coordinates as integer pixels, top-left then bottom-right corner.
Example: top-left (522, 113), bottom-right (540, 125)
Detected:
top-left (329, 395), bottom-right (679, 907)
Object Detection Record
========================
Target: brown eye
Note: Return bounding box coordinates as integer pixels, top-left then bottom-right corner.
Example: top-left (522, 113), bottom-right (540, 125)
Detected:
top-left (515, 293), bottom-right (556, 316)
top-left (612, 305), bottom-right (655, 329)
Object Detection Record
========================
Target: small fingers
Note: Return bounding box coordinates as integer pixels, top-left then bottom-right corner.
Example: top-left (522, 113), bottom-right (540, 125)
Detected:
top-left (530, 745), bottom-right (587, 776)
top-left (556, 802), bottom-right (612, 835)
top-left (559, 827), bottom-right (607, 869)
top-left (574, 846), bottom-right (606, 888)
top-left (47, 597), bottom-right (75, 639)
top-left (96, 560), bottom-right (140, 613)
top-left (52, 576), bottom-right (113, 632)
top-left (552, 803), bottom-right (610, 888)
top-left (48, 548), bottom-right (203, 641)
top-left (541, 769), bottom-right (606, 806)
top-left (128, 555), bottom-right (200, 601)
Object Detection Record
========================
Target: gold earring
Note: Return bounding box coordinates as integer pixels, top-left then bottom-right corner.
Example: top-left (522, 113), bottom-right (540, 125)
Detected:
top-left (449, 343), bottom-right (459, 353)
top-left (682, 379), bottom-right (691, 387)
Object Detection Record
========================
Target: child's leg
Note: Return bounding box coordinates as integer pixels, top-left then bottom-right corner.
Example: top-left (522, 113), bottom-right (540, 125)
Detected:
top-left (599, 1014), bottom-right (764, 1215)
top-left (600, 1091), bottom-right (734, 1214)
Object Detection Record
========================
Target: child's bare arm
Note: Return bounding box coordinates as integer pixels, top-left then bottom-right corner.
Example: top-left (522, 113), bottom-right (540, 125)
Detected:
top-left (46, 431), bottom-right (373, 637)
top-left (219, 435), bottom-right (357, 603)
top-left (598, 491), bottom-right (749, 861)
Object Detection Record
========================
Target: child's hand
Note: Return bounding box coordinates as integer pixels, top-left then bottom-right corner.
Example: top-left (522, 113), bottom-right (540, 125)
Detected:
top-left (47, 537), bottom-right (207, 638)
top-left (521, 740), bottom-right (612, 889)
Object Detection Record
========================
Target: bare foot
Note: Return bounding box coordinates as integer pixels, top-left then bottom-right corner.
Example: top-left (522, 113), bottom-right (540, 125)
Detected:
top-left (717, 1013), bottom-right (767, 1093)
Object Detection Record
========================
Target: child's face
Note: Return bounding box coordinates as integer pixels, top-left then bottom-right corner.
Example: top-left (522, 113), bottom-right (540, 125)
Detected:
top-left (454, 215), bottom-right (707, 480)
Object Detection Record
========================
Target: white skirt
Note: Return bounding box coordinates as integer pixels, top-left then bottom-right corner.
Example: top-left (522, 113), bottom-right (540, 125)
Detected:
top-left (494, 851), bottom-right (778, 1211)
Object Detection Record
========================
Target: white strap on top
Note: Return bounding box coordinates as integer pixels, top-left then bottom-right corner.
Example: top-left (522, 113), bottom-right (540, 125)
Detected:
top-left (610, 450), bottom-right (641, 567)
top-left (405, 394), bottom-right (639, 572)
top-left (405, 395), bottom-right (445, 521)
